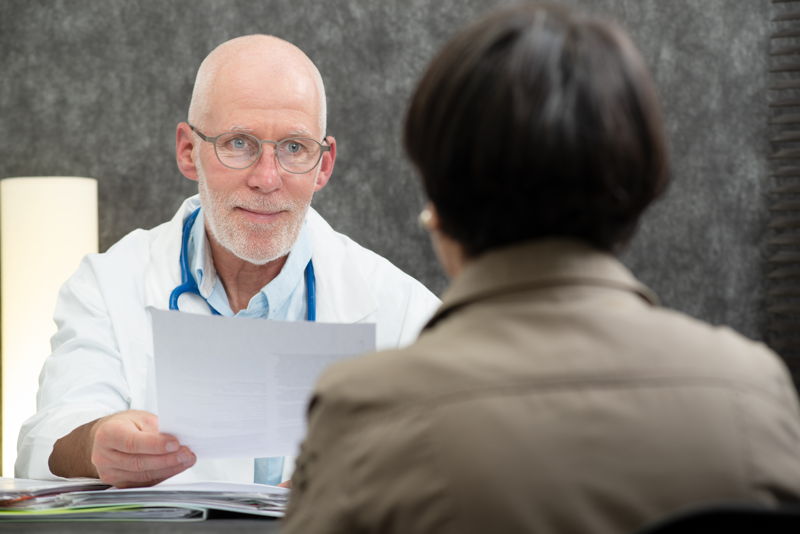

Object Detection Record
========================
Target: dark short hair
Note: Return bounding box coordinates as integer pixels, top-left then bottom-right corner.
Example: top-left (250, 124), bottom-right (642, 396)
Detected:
top-left (404, 3), bottom-right (669, 256)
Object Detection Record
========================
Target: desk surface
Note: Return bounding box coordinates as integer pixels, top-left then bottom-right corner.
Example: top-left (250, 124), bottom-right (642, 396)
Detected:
top-left (0, 518), bottom-right (281, 533)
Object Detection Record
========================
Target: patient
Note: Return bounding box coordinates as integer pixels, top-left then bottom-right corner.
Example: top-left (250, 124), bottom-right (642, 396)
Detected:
top-left (283, 4), bottom-right (800, 533)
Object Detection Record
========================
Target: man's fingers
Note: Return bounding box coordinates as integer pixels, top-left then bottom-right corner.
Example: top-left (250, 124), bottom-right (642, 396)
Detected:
top-left (95, 418), bottom-right (179, 454)
top-left (127, 410), bottom-right (160, 433)
top-left (96, 446), bottom-right (195, 474)
top-left (87, 410), bottom-right (196, 488)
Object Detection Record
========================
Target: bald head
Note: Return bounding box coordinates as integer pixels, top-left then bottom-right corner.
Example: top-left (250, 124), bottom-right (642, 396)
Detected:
top-left (188, 35), bottom-right (327, 136)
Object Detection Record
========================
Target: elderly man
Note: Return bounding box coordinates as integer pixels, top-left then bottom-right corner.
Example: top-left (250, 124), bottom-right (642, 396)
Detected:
top-left (16, 35), bottom-right (439, 488)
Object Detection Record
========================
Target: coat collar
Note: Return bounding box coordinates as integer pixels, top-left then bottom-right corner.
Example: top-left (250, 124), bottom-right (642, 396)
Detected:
top-left (426, 238), bottom-right (658, 330)
top-left (145, 196), bottom-right (201, 312)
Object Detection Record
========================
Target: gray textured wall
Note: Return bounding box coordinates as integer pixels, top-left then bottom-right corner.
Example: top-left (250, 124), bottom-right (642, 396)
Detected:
top-left (0, 1), bottom-right (771, 343)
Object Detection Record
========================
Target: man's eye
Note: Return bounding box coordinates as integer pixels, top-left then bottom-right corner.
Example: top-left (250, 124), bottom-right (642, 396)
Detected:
top-left (285, 142), bottom-right (303, 154)
top-left (229, 137), bottom-right (249, 150)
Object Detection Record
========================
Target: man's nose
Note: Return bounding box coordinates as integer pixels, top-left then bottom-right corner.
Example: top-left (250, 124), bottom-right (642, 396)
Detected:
top-left (246, 143), bottom-right (282, 192)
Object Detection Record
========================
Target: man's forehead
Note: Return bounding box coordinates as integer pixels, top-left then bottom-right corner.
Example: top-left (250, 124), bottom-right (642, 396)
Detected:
top-left (226, 124), bottom-right (316, 138)
top-left (205, 70), bottom-right (321, 125)
top-left (214, 55), bottom-right (317, 95)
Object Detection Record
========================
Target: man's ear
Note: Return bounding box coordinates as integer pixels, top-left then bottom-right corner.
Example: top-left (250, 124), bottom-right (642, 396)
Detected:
top-left (176, 122), bottom-right (199, 182)
top-left (313, 136), bottom-right (336, 192)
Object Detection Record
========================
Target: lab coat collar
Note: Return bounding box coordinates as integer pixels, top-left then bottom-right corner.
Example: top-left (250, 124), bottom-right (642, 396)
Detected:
top-left (144, 196), bottom-right (200, 311)
top-left (426, 238), bottom-right (658, 330)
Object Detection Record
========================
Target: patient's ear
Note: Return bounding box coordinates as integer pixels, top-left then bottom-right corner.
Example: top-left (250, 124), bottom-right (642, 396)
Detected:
top-left (176, 122), bottom-right (199, 182)
top-left (419, 203), bottom-right (441, 231)
top-left (420, 203), bottom-right (466, 279)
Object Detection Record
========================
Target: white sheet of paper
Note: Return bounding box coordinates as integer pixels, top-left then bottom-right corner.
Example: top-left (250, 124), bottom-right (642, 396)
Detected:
top-left (150, 308), bottom-right (375, 459)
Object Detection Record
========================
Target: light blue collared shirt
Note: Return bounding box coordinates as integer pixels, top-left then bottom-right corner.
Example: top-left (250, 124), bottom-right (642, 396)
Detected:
top-left (187, 209), bottom-right (312, 320)
top-left (187, 209), bottom-right (311, 484)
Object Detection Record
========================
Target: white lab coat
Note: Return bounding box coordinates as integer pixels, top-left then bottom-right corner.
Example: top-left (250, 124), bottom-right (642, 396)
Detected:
top-left (16, 195), bottom-right (440, 482)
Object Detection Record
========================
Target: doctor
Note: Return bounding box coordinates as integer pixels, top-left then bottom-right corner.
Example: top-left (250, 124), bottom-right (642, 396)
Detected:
top-left (16, 34), bottom-right (440, 488)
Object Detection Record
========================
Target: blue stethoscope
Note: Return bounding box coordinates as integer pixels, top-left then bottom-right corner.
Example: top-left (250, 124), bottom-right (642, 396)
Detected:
top-left (168, 207), bottom-right (316, 321)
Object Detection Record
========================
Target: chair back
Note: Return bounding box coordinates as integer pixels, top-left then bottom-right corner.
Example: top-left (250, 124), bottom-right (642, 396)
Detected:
top-left (634, 503), bottom-right (800, 534)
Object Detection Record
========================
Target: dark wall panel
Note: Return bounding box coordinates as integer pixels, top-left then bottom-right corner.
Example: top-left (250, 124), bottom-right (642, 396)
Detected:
top-left (0, 1), bottom-right (772, 344)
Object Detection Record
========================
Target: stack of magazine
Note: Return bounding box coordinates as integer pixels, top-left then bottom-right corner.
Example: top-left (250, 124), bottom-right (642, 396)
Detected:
top-left (0, 478), bottom-right (288, 521)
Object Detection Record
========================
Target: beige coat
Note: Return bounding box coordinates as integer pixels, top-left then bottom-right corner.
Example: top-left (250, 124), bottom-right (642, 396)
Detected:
top-left (284, 240), bottom-right (800, 534)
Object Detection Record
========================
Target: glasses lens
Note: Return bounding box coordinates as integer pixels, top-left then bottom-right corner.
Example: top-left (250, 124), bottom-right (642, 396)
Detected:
top-left (215, 132), bottom-right (261, 169)
top-left (276, 138), bottom-right (322, 173)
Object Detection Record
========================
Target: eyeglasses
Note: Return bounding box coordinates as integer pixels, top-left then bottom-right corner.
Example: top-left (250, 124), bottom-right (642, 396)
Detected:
top-left (189, 124), bottom-right (331, 174)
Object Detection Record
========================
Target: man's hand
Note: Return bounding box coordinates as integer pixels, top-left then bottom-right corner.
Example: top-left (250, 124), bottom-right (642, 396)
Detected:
top-left (90, 410), bottom-right (196, 487)
top-left (50, 409), bottom-right (196, 488)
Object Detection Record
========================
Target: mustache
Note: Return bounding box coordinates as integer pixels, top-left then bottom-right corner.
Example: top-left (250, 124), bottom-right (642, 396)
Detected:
top-left (229, 197), bottom-right (298, 213)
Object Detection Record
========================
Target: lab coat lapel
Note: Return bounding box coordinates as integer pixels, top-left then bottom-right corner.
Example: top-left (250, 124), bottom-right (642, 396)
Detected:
top-left (305, 207), bottom-right (378, 324)
top-left (143, 196), bottom-right (212, 315)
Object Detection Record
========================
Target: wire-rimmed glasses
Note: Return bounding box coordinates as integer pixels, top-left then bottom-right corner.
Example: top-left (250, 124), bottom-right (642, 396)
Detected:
top-left (189, 124), bottom-right (330, 174)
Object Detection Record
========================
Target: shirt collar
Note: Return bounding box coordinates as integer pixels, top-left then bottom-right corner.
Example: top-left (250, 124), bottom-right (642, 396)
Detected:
top-left (261, 218), bottom-right (312, 316)
top-left (187, 209), bottom-right (312, 317)
top-left (188, 209), bottom-right (216, 299)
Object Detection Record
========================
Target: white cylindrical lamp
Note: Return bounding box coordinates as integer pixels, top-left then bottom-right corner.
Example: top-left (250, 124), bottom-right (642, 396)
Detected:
top-left (0, 176), bottom-right (98, 477)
